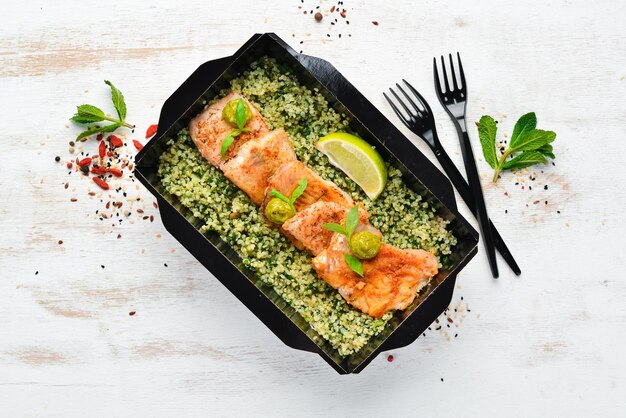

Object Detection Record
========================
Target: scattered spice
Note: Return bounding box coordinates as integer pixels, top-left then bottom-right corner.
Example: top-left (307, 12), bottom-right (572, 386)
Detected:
top-left (58, 240), bottom-right (63, 245)
top-left (99, 141), bottom-right (106, 158)
top-left (387, 354), bottom-right (394, 362)
top-left (129, 311), bottom-right (136, 316)
top-left (372, 21), bottom-right (379, 26)
top-left (314, 12), bottom-right (323, 21)
top-left (133, 140), bottom-right (144, 151)
top-left (55, 156), bottom-right (60, 162)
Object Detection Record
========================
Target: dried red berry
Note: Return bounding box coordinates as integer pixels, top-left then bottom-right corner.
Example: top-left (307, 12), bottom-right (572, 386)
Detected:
top-left (92, 176), bottom-right (109, 190)
top-left (387, 354), bottom-right (394, 362)
top-left (91, 166), bottom-right (107, 175)
top-left (133, 140), bottom-right (144, 151)
top-left (78, 157), bottom-right (92, 167)
top-left (145, 124), bottom-right (158, 138)
top-left (107, 168), bottom-right (123, 177)
top-left (99, 141), bottom-right (106, 158)
top-left (96, 134), bottom-right (103, 141)
top-left (109, 135), bottom-right (123, 147)
top-left (66, 162), bottom-right (73, 169)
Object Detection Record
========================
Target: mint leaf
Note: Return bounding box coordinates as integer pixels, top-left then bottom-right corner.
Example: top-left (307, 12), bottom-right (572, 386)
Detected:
top-left (502, 151), bottom-right (547, 170)
top-left (477, 115), bottom-right (498, 169)
top-left (323, 223), bottom-right (347, 236)
top-left (345, 205), bottom-right (359, 238)
top-left (290, 178), bottom-right (308, 204)
top-left (511, 112), bottom-right (537, 144)
top-left (270, 188), bottom-right (291, 205)
top-left (235, 99), bottom-right (247, 130)
top-left (221, 134), bottom-right (235, 157)
top-left (104, 80), bottom-right (126, 121)
top-left (344, 254), bottom-right (364, 277)
top-left (510, 129), bottom-right (556, 152)
top-left (537, 143), bottom-right (555, 159)
top-left (72, 104), bottom-right (105, 123)
top-left (76, 123), bottom-right (120, 141)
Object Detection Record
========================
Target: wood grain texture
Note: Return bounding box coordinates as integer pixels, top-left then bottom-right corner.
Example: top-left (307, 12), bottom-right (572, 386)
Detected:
top-left (1, 0), bottom-right (625, 416)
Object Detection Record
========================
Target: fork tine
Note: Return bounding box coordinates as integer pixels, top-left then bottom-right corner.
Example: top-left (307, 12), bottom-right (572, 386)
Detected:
top-left (389, 88), bottom-right (412, 116)
top-left (432, 58), bottom-right (442, 94)
top-left (395, 83), bottom-right (420, 114)
top-left (456, 52), bottom-right (466, 89)
top-left (448, 53), bottom-right (458, 90)
top-left (383, 92), bottom-right (410, 128)
top-left (402, 79), bottom-right (432, 115)
top-left (440, 56), bottom-right (450, 92)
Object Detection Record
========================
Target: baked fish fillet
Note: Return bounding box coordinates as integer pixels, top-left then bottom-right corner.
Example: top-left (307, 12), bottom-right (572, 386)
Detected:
top-left (312, 229), bottom-right (439, 318)
top-left (222, 129), bottom-right (297, 205)
top-left (282, 201), bottom-right (369, 255)
top-left (189, 92), bottom-right (269, 167)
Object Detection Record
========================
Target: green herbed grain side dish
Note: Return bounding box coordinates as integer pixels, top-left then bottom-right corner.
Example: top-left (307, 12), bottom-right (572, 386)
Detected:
top-left (158, 57), bottom-right (457, 356)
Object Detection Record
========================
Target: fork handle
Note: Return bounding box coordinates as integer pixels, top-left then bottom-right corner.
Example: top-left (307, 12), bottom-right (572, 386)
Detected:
top-left (432, 145), bottom-right (520, 276)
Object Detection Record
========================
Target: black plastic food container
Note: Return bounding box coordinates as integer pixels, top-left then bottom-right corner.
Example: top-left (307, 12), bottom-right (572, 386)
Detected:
top-left (134, 33), bottom-right (478, 374)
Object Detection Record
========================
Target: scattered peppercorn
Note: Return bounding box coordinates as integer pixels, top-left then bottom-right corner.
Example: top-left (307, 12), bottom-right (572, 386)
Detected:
top-left (55, 156), bottom-right (60, 162)
top-left (314, 12), bottom-right (322, 21)
top-left (387, 354), bottom-right (394, 362)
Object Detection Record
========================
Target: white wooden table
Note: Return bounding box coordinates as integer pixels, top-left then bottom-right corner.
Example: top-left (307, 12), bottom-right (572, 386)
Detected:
top-left (2, 0), bottom-right (625, 416)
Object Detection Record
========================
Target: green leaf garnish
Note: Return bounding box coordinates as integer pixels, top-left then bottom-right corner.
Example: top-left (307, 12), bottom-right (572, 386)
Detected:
top-left (235, 99), bottom-right (249, 130)
top-left (510, 112), bottom-right (537, 144)
top-left (290, 178), bottom-right (308, 204)
top-left (477, 112), bottom-right (557, 183)
top-left (322, 223), bottom-right (348, 235)
top-left (477, 115), bottom-right (497, 169)
top-left (72, 104), bottom-right (106, 124)
top-left (344, 254), bottom-right (364, 277)
top-left (502, 151), bottom-right (547, 170)
top-left (105, 80), bottom-right (127, 121)
top-left (345, 205), bottom-right (359, 238)
top-left (76, 123), bottom-right (121, 141)
top-left (270, 188), bottom-right (291, 204)
top-left (220, 130), bottom-right (240, 157)
top-left (70, 81), bottom-right (134, 140)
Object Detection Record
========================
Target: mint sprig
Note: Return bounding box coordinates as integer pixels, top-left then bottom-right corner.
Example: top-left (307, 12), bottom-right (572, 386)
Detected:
top-left (221, 99), bottom-right (252, 157)
top-left (477, 112), bottom-right (556, 182)
top-left (323, 206), bottom-right (364, 276)
top-left (70, 81), bottom-right (134, 141)
top-left (269, 178), bottom-right (308, 212)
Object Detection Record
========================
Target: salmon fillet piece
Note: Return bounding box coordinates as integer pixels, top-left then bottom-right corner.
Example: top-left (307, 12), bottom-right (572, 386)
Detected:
top-left (282, 201), bottom-right (369, 255)
top-left (261, 161), bottom-right (354, 216)
top-left (221, 129), bottom-right (297, 205)
top-left (311, 229), bottom-right (439, 318)
top-left (189, 92), bottom-right (269, 167)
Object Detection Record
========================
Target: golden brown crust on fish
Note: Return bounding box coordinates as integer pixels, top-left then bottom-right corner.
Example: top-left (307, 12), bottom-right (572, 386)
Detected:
top-left (311, 232), bottom-right (438, 318)
top-left (222, 129), bottom-right (297, 205)
top-left (189, 92), bottom-right (269, 166)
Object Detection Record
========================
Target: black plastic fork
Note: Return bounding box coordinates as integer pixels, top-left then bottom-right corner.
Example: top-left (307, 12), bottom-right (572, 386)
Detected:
top-left (433, 53), bottom-right (498, 278)
top-left (384, 80), bottom-right (521, 276)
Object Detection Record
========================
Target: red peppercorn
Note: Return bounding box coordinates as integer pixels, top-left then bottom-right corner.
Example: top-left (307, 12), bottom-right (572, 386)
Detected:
top-left (387, 354), bottom-right (394, 362)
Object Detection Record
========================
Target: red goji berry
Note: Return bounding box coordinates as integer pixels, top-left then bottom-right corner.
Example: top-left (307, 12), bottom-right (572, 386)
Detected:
top-left (78, 157), bottom-right (92, 166)
top-left (146, 124), bottom-right (158, 138)
top-left (107, 168), bottom-right (123, 177)
top-left (91, 166), bottom-right (107, 175)
top-left (92, 176), bottom-right (109, 190)
top-left (99, 141), bottom-right (106, 158)
top-left (109, 135), bottom-right (123, 147)
top-left (133, 140), bottom-right (144, 151)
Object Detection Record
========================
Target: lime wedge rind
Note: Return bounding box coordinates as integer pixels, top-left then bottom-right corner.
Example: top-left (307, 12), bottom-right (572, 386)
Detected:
top-left (315, 132), bottom-right (387, 200)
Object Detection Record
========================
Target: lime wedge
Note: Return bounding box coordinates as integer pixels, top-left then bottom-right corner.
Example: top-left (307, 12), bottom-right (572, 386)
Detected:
top-left (316, 132), bottom-right (387, 200)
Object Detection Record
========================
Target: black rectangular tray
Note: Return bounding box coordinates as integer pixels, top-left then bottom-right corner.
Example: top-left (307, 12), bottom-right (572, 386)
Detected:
top-left (134, 33), bottom-right (478, 374)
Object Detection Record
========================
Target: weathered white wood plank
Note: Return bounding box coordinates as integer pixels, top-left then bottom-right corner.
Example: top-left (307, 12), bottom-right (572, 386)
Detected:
top-left (1, 0), bottom-right (625, 416)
